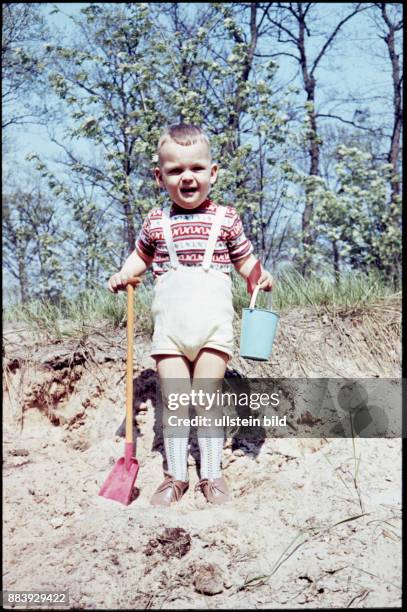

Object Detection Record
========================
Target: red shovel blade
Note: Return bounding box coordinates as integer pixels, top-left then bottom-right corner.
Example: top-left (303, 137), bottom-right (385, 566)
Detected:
top-left (247, 261), bottom-right (262, 294)
top-left (99, 445), bottom-right (139, 506)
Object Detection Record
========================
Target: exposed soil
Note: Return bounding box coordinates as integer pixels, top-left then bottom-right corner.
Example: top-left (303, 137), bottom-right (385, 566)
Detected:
top-left (3, 300), bottom-right (402, 609)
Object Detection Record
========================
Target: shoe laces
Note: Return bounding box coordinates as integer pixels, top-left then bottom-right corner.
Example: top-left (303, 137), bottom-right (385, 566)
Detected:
top-left (195, 478), bottom-right (225, 495)
top-left (157, 476), bottom-right (188, 500)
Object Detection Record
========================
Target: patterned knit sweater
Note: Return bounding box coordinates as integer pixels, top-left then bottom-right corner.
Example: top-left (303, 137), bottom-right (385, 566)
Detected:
top-left (135, 198), bottom-right (253, 277)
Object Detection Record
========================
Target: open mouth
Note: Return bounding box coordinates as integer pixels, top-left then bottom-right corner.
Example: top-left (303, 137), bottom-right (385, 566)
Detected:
top-left (180, 186), bottom-right (198, 195)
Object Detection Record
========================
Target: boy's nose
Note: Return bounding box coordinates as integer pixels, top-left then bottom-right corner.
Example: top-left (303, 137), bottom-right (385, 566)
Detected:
top-left (181, 170), bottom-right (194, 181)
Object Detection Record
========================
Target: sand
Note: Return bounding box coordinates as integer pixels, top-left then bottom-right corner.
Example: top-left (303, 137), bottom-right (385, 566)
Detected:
top-left (3, 303), bottom-right (402, 609)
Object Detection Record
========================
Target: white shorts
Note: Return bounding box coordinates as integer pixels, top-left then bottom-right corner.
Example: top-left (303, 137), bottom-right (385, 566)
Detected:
top-left (151, 266), bottom-right (235, 362)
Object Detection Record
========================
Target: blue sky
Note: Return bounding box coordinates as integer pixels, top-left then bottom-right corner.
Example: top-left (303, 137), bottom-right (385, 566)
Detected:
top-left (11, 2), bottom-right (395, 168)
top-left (3, 3), bottom-right (400, 301)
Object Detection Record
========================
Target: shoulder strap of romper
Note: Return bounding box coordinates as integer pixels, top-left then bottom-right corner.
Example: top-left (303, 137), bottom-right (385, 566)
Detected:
top-left (161, 204), bottom-right (179, 269)
top-left (202, 205), bottom-right (227, 272)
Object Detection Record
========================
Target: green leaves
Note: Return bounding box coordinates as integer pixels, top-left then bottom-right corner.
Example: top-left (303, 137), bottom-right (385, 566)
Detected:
top-left (7, 3), bottom-right (400, 302)
top-left (309, 142), bottom-right (401, 278)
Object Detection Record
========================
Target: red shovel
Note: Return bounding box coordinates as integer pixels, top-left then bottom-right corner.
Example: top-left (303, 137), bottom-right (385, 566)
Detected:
top-left (99, 278), bottom-right (141, 505)
top-left (246, 260), bottom-right (262, 294)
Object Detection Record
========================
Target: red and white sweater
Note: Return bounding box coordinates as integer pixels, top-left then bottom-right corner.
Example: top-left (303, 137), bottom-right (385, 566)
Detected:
top-left (135, 198), bottom-right (253, 277)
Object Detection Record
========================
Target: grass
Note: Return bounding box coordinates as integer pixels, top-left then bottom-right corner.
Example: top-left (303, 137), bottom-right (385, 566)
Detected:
top-left (4, 283), bottom-right (154, 340)
top-left (259, 267), bottom-right (398, 311)
top-left (238, 511), bottom-right (370, 591)
top-left (233, 267), bottom-right (399, 314)
top-left (4, 269), bottom-right (400, 340)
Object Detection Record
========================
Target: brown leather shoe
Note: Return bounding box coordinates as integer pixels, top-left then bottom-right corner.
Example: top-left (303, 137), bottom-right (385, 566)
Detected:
top-left (195, 476), bottom-right (230, 505)
top-left (150, 473), bottom-right (189, 506)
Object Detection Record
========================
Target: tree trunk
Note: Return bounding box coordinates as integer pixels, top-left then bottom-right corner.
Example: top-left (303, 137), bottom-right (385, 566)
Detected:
top-left (17, 255), bottom-right (29, 303)
top-left (298, 14), bottom-right (319, 276)
top-left (332, 239), bottom-right (340, 286)
top-left (382, 7), bottom-right (402, 203)
top-left (123, 168), bottom-right (136, 252)
top-left (380, 4), bottom-right (402, 282)
top-left (223, 3), bottom-right (258, 159)
top-left (266, 3), bottom-right (364, 275)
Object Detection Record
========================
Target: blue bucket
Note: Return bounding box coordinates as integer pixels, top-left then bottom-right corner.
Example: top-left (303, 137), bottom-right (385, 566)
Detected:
top-left (240, 286), bottom-right (280, 361)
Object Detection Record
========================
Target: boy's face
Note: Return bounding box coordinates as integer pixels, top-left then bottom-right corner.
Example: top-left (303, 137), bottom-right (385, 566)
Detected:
top-left (155, 140), bottom-right (218, 209)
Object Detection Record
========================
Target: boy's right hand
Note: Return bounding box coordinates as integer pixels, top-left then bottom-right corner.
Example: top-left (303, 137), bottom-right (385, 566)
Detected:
top-left (108, 272), bottom-right (141, 293)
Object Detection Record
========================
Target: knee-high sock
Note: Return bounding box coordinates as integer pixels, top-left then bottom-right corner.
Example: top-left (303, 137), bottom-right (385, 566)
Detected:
top-left (197, 430), bottom-right (224, 479)
top-left (163, 428), bottom-right (189, 482)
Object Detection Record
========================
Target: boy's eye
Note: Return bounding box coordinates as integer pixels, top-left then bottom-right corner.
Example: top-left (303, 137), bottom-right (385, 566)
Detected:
top-left (167, 166), bottom-right (206, 174)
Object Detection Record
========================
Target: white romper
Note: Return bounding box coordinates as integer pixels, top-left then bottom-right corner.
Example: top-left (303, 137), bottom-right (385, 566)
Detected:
top-left (150, 205), bottom-right (235, 362)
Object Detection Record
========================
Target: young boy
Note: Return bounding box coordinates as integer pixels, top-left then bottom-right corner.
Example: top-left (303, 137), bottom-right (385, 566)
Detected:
top-left (108, 124), bottom-right (272, 506)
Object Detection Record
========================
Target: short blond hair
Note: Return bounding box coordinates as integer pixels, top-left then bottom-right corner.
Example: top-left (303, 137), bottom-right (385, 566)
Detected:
top-left (157, 124), bottom-right (211, 162)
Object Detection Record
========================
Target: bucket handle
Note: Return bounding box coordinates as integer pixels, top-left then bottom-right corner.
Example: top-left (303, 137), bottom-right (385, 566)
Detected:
top-left (249, 284), bottom-right (273, 310)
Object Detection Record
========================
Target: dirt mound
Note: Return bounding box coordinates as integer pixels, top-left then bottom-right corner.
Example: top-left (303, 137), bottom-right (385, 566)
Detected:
top-left (3, 301), bottom-right (401, 608)
top-left (232, 297), bottom-right (401, 377)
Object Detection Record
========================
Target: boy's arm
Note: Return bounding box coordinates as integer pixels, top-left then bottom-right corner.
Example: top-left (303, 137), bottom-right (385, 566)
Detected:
top-left (233, 254), bottom-right (273, 291)
top-left (108, 249), bottom-right (153, 293)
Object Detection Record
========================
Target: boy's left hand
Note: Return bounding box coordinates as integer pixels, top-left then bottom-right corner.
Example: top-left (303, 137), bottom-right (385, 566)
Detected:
top-left (257, 269), bottom-right (273, 292)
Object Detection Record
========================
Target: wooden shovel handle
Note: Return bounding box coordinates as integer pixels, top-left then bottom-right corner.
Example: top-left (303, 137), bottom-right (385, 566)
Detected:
top-left (126, 284), bottom-right (135, 444)
top-left (126, 276), bottom-right (142, 288)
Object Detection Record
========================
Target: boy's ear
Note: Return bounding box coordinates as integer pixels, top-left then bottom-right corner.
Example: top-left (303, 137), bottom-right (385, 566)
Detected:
top-left (154, 167), bottom-right (164, 187)
top-left (210, 163), bottom-right (218, 185)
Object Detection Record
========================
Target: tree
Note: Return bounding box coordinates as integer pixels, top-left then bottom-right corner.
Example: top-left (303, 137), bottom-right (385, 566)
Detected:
top-left (150, 3), bottom-right (294, 265)
top-left (311, 144), bottom-right (400, 281)
top-left (263, 2), bottom-right (371, 273)
top-left (2, 3), bottom-right (49, 130)
top-left (37, 3), bottom-right (292, 270)
top-left (371, 4), bottom-right (402, 282)
top-left (38, 3), bottom-right (172, 255)
top-left (3, 179), bottom-right (65, 301)
top-left (15, 2), bottom-right (400, 304)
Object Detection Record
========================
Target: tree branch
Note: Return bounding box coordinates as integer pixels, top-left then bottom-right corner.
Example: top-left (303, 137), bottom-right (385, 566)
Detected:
top-left (311, 4), bottom-right (372, 76)
top-left (316, 113), bottom-right (381, 133)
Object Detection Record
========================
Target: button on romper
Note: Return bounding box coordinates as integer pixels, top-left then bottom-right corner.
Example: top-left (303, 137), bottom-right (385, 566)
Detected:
top-left (151, 205), bottom-right (235, 362)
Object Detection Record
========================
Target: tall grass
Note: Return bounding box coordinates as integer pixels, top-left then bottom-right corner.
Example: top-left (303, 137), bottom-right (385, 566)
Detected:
top-left (4, 283), bottom-right (153, 340)
top-left (4, 269), bottom-right (400, 339)
top-left (271, 267), bottom-right (398, 310)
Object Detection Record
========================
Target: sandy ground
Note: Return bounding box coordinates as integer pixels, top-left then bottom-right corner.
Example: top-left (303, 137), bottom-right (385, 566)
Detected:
top-left (3, 303), bottom-right (402, 609)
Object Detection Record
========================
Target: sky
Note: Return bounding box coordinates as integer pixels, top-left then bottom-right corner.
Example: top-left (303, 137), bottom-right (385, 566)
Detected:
top-left (10, 2), bottom-right (396, 167)
top-left (3, 2), bottom-right (400, 302)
